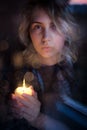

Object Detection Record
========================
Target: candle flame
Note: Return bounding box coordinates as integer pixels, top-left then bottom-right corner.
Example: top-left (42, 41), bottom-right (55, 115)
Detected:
top-left (23, 78), bottom-right (25, 88)
top-left (22, 78), bottom-right (26, 93)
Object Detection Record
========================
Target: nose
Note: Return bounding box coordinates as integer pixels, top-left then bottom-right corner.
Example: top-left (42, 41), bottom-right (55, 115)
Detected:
top-left (42, 29), bottom-right (50, 43)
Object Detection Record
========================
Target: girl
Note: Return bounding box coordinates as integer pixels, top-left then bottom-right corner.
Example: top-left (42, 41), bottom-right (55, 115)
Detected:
top-left (11, 0), bottom-right (82, 130)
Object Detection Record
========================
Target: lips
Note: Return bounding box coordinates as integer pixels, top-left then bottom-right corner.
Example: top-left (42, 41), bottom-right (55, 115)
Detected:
top-left (42, 46), bottom-right (51, 51)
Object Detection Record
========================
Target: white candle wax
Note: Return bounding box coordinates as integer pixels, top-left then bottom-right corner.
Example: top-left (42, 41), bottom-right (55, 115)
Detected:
top-left (15, 79), bottom-right (32, 95)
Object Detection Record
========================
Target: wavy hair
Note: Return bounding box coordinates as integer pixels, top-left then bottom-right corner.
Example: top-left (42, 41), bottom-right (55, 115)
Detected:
top-left (19, 0), bottom-right (80, 68)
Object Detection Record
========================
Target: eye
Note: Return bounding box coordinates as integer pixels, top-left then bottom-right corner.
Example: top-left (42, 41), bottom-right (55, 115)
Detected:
top-left (30, 23), bottom-right (42, 32)
top-left (34, 25), bottom-right (41, 30)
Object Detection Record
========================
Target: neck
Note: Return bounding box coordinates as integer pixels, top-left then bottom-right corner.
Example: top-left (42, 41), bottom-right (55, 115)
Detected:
top-left (38, 55), bottom-right (60, 66)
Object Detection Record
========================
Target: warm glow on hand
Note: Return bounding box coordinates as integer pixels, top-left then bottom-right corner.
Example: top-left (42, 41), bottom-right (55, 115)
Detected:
top-left (15, 79), bottom-right (32, 95)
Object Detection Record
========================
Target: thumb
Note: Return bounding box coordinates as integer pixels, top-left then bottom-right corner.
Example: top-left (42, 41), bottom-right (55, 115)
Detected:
top-left (29, 85), bottom-right (37, 98)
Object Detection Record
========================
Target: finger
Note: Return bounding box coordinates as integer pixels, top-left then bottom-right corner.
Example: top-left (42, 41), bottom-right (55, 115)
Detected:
top-left (11, 94), bottom-right (23, 107)
top-left (16, 96), bottom-right (35, 108)
top-left (22, 93), bottom-right (37, 102)
top-left (17, 96), bottom-right (41, 112)
top-left (29, 85), bottom-right (37, 98)
top-left (11, 93), bottom-right (15, 98)
top-left (22, 94), bottom-right (39, 106)
top-left (32, 90), bottom-right (37, 98)
top-left (22, 111), bottom-right (34, 122)
top-left (14, 93), bottom-right (41, 110)
top-left (20, 107), bottom-right (38, 122)
top-left (12, 93), bottom-right (16, 100)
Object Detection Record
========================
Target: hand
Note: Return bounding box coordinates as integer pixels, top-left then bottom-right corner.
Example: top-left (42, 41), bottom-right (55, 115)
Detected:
top-left (13, 88), bottom-right (41, 123)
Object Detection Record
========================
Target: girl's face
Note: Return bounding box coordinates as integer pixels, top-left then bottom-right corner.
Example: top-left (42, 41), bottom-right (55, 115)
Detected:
top-left (29, 9), bottom-right (65, 65)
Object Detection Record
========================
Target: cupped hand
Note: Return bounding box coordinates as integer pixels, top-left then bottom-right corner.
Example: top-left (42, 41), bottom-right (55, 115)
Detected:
top-left (13, 87), bottom-right (41, 123)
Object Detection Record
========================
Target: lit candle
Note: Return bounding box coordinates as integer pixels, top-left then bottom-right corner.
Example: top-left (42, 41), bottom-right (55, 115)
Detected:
top-left (15, 79), bottom-right (32, 95)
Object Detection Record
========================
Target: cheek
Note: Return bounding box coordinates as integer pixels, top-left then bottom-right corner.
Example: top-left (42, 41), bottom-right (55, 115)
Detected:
top-left (55, 44), bottom-right (64, 54)
top-left (55, 37), bottom-right (65, 51)
top-left (29, 33), bottom-right (39, 51)
top-left (30, 33), bottom-right (40, 45)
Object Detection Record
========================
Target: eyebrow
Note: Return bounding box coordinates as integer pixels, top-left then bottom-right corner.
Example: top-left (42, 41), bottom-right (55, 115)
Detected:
top-left (31, 21), bottom-right (42, 24)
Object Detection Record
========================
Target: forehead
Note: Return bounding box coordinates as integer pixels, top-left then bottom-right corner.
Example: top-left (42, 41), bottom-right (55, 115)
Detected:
top-left (31, 8), bottom-right (51, 21)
